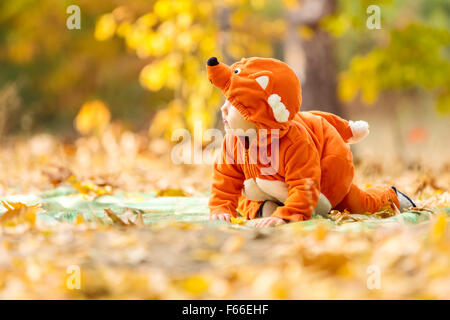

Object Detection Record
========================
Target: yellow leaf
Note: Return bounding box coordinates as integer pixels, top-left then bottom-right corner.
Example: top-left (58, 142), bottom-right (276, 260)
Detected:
top-left (199, 35), bottom-right (216, 56)
top-left (250, 0), bottom-right (266, 10)
top-left (230, 217), bottom-right (246, 225)
top-left (314, 222), bottom-right (328, 240)
top-left (139, 61), bottom-right (169, 91)
top-left (137, 13), bottom-right (158, 28)
top-left (282, 0), bottom-right (298, 9)
top-left (74, 100), bottom-right (111, 135)
top-left (338, 73), bottom-right (358, 102)
top-left (156, 188), bottom-right (187, 197)
top-left (0, 201), bottom-right (40, 227)
top-left (116, 22), bottom-right (132, 38)
top-left (361, 80), bottom-right (378, 105)
top-left (431, 213), bottom-right (447, 242)
top-left (181, 275), bottom-right (210, 294)
top-left (95, 14), bottom-right (117, 41)
top-left (176, 12), bottom-right (192, 29)
top-left (320, 14), bottom-right (348, 37)
top-left (272, 283), bottom-right (288, 299)
top-left (75, 214), bottom-right (84, 225)
top-left (154, 0), bottom-right (173, 19)
top-left (67, 175), bottom-right (113, 197)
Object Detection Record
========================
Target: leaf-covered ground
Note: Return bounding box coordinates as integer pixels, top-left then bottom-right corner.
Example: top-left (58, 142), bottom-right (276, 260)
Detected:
top-left (0, 133), bottom-right (449, 299)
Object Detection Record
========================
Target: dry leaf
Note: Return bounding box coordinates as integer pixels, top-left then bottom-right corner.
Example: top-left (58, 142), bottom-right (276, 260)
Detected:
top-left (230, 217), bottom-right (246, 225)
top-left (389, 199), bottom-right (401, 215)
top-left (75, 214), bottom-right (84, 225)
top-left (134, 210), bottom-right (145, 227)
top-left (329, 209), bottom-right (361, 224)
top-left (180, 275), bottom-right (210, 295)
top-left (156, 188), bottom-right (187, 197)
top-left (430, 213), bottom-right (448, 242)
top-left (68, 175), bottom-right (113, 198)
top-left (75, 99), bottom-right (111, 135)
top-left (104, 208), bottom-right (129, 226)
top-left (103, 208), bottom-right (144, 227)
top-left (0, 201), bottom-right (40, 227)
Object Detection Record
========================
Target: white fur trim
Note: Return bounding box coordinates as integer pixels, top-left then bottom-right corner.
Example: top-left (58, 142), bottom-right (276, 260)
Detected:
top-left (267, 94), bottom-right (290, 123)
top-left (312, 193), bottom-right (332, 216)
top-left (243, 178), bottom-right (277, 202)
top-left (255, 178), bottom-right (289, 203)
top-left (255, 76), bottom-right (269, 90)
top-left (254, 178), bottom-right (331, 215)
top-left (347, 120), bottom-right (369, 144)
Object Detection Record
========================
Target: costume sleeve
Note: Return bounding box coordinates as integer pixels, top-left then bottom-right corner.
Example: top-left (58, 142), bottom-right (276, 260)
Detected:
top-left (209, 135), bottom-right (245, 217)
top-left (308, 110), bottom-right (353, 143)
top-left (271, 137), bottom-right (321, 222)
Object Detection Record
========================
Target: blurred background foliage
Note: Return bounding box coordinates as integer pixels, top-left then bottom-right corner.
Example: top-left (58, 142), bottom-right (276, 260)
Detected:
top-left (0, 0), bottom-right (448, 143)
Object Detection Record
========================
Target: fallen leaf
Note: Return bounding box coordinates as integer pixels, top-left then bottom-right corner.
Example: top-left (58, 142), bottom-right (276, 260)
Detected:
top-left (230, 217), bottom-right (246, 225)
top-left (0, 201), bottom-right (40, 227)
top-left (68, 175), bottom-right (113, 198)
top-left (430, 213), bottom-right (447, 242)
top-left (134, 210), bottom-right (145, 227)
top-left (180, 275), bottom-right (210, 295)
top-left (104, 208), bottom-right (129, 226)
top-left (75, 214), bottom-right (84, 225)
top-left (156, 188), bottom-right (187, 197)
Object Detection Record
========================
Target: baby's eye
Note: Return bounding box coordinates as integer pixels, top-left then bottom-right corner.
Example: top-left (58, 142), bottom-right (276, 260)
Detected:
top-left (234, 68), bottom-right (241, 74)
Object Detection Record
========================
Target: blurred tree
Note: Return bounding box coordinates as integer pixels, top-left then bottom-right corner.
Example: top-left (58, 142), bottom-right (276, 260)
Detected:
top-left (101, 0), bottom-right (286, 140)
top-left (321, 0), bottom-right (449, 113)
top-left (0, 0), bottom-right (155, 135)
top-left (320, 0), bottom-right (450, 162)
top-left (283, 0), bottom-right (342, 115)
top-left (0, 0), bottom-right (447, 141)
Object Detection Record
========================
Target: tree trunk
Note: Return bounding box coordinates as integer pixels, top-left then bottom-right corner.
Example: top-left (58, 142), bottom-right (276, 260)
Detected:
top-left (284, 0), bottom-right (342, 115)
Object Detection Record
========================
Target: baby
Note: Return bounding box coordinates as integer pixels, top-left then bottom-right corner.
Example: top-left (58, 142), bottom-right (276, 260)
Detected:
top-left (207, 57), bottom-right (415, 228)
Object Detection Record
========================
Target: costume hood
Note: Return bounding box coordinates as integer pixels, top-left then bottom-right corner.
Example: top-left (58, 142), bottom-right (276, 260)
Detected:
top-left (207, 56), bottom-right (302, 133)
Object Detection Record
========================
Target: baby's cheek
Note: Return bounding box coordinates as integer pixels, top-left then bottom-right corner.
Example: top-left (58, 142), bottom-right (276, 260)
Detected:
top-left (229, 106), bottom-right (255, 131)
top-left (228, 106), bottom-right (241, 120)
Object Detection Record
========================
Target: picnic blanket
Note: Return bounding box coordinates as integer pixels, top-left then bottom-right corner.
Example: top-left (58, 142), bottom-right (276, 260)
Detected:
top-left (1, 186), bottom-right (448, 231)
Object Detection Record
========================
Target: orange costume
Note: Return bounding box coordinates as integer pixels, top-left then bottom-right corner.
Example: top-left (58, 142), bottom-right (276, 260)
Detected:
top-left (207, 57), bottom-right (401, 222)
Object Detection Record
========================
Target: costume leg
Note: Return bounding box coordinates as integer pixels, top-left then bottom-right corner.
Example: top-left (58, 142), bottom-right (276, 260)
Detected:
top-left (335, 184), bottom-right (400, 214)
top-left (237, 194), bottom-right (263, 220)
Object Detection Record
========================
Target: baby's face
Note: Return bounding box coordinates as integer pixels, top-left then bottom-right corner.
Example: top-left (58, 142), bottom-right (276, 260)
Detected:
top-left (221, 100), bottom-right (256, 135)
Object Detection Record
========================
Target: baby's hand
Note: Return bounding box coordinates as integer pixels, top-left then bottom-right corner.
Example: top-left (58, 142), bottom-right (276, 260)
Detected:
top-left (210, 213), bottom-right (232, 222)
top-left (253, 217), bottom-right (286, 228)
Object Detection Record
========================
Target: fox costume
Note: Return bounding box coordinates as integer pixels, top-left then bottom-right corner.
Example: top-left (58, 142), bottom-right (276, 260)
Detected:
top-left (207, 56), bottom-right (412, 222)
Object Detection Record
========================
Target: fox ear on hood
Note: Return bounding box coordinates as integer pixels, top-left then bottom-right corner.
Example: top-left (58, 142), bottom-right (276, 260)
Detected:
top-left (249, 71), bottom-right (273, 93)
top-left (255, 76), bottom-right (269, 90)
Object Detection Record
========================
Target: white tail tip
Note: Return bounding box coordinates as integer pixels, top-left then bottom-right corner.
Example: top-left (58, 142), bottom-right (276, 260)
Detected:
top-left (348, 120), bottom-right (369, 144)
